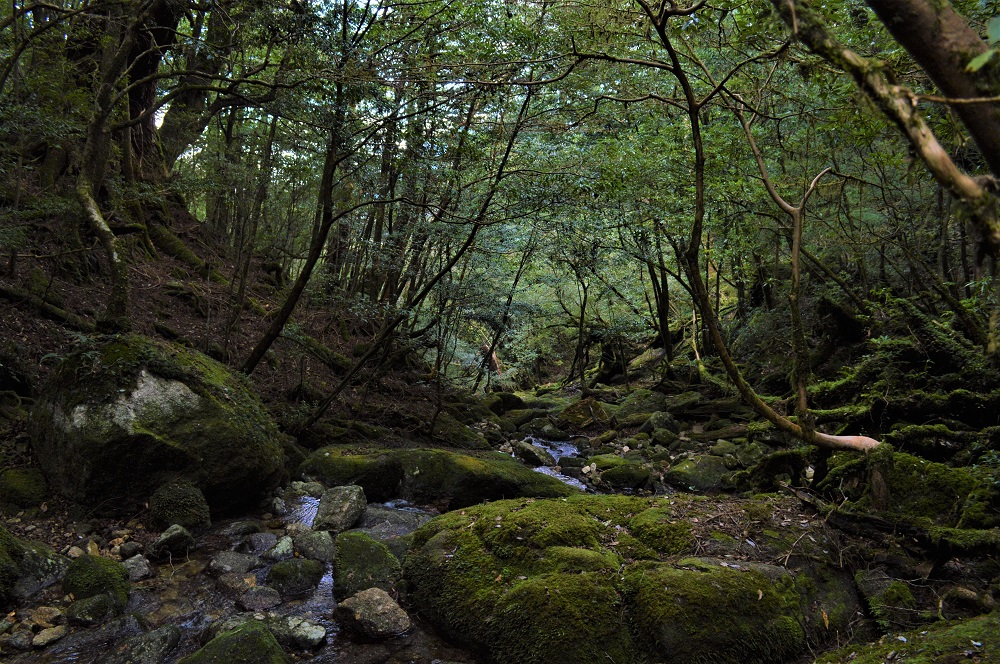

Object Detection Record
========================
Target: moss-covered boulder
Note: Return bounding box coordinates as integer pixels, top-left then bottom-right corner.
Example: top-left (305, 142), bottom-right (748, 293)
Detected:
top-left (29, 335), bottom-right (285, 515)
top-left (178, 620), bottom-right (290, 664)
top-left (428, 411), bottom-right (490, 449)
top-left (299, 448), bottom-right (574, 510)
top-left (664, 455), bottom-right (733, 492)
top-left (267, 558), bottom-right (325, 599)
top-left (0, 468), bottom-right (46, 511)
top-left (403, 494), bottom-right (855, 664)
top-left (555, 397), bottom-right (611, 429)
top-left (149, 481), bottom-right (211, 533)
top-left (62, 554), bottom-right (130, 611)
top-left (334, 531), bottom-right (401, 601)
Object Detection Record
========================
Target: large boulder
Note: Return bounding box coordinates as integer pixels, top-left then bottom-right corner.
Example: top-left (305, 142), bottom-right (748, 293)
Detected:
top-left (404, 494), bottom-right (861, 664)
top-left (298, 448), bottom-right (574, 510)
top-left (29, 335), bottom-right (285, 515)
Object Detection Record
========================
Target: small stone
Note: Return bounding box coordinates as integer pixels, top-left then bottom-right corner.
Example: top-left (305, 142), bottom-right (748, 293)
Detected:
top-left (216, 572), bottom-right (257, 599)
top-left (8, 626), bottom-right (34, 650)
top-left (267, 615), bottom-right (327, 649)
top-left (66, 546), bottom-right (85, 558)
top-left (263, 536), bottom-right (294, 561)
top-left (245, 532), bottom-right (278, 555)
top-left (87, 541), bottom-right (100, 556)
top-left (290, 481), bottom-right (325, 498)
top-left (294, 530), bottom-right (335, 563)
top-left (208, 551), bottom-right (263, 577)
top-left (103, 624), bottom-right (181, 664)
top-left (32, 625), bottom-right (67, 648)
top-left (122, 555), bottom-right (152, 581)
top-left (118, 541), bottom-right (143, 560)
top-left (148, 524), bottom-right (196, 559)
top-left (27, 606), bottom-right (62, 628)
top-left (271, 497), bottom-right (287, 515)
top-left (238, 586), bottom-right (282, 611)
top-left (334, 587), bottom-right (411, 638)
top-left (66, 594), bottom-right (117, 626)
top-left (216, 519), bottom-right (263, 538)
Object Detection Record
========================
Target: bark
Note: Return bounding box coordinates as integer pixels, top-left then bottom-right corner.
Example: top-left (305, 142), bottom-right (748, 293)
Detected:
top-left (865, 0), bottom-right (1000, 179)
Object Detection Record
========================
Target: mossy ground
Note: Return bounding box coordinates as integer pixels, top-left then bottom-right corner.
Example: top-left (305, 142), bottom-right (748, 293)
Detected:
top-left (815, 612), bottom-right (1000, 663)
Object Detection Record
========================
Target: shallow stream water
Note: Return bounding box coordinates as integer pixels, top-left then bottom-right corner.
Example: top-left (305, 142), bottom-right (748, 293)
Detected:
top-left (523, 435), bottom-right (590, 492)
top-left (10, 495), bottom-right (478, 663)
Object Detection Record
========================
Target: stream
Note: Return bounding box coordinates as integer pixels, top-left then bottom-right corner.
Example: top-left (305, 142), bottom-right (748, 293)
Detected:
top-left (522, 436), bottom-right (590, 492)
top-left (9, 494), bottom-right (478, 663)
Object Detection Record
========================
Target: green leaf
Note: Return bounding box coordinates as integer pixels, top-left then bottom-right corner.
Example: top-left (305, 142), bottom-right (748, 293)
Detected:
top-left (966, 49), bottom-right (996, 73)
top-left (989, 17), bottom-right (1000, 45)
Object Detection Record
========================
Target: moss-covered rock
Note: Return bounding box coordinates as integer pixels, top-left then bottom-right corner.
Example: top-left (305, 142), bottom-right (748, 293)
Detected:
top-left (625, 560), bottom-right (805, 663)
top-left (62, 554), bottom-right (129, 611)
top-left (334, 531), bottom-right (401, 601)
top-left (149, 481), bottom-right (211, 533)
top-left (403, 494), bottom-right (850, 664)
top-left (299, 447), bottom-right (574, 510)
top-left (555, 397), bottom-right (611, 429)
top-left (664, 454), bottom-right (733, 492)
top-left (0, 524), bottom-right (26, 608)
top-left (615, 389), bottom-right (666, 419)
top-left (600, 462), bottom-right (652, 491)
top-left (29, 335), bottom-right (285, 515)
top-left (267, 558), bottom-right (325, 599)
top-left (428, 411), bottom-right (490, 449)
top-left (178, 620), bottom-right (290, 664)
top-left (0, 468), bottom-right (46, 510)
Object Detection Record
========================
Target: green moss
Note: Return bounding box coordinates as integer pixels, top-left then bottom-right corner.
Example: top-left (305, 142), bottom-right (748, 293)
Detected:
top-left (63, 554), bottom-right (129, 611)
top-left (0, 468), bottom-right (46, 509)
top-left (588, 454), bottom-right (626, 470)
top-left (624, 561), bottom-right (805, 663)
top-left (628, 508), bottom-right (694, 555)
top-left (404, 494), bottom-right (836, 663)
top-left (30, 335), bottom-right (285, 515)
top-left (267, 559), bottom-right (325, 599)
top-left (555, 397), bottom-right (611, 429)
top-left (428, 411), bottom-right (489, 449)
top-left (178, 621), bottom-right (289, 664)
top-left (601, 463), bottom-right (652, 490)
top-left (297, 448), bottom-right (403, 502)
top-left (0, 525), bottom-right (26, 608)
top-left (334, 531), bottom-right (401, 601)
top-left (491, 572), bottom-right (634, 664)
top-left (149, 481), bottom-right (211, 533)
top-left (816, 613), bottom-right (1000, 663)
top-left (299, 447), bottom-right (573, 509)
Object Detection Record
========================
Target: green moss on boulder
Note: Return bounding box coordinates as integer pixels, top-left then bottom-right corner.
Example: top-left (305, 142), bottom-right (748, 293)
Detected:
top-left (299, 448), bottom-right (573, 510)
top-left (63, 554), bottom-right (129, 611)
top-left (403, 494), bottom-right (845, 663)
top-left (29, 335), bottom-right (285, 515)
top-left (267, 559), bottom-right (325, 599)
top-left (0, 525), bottom-right (26, 608)
top-left (0, 468), bottom-right (46, 510)
top-left (334, 531), bottom-right (401, 601)
top-left (149, 481), bottom-right (211, 533)
top-left (178, 620), bottom-right (290, 664)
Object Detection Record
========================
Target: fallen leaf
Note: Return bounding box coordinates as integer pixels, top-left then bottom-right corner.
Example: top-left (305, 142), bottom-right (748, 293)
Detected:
top-left (822, 609), bottom-right (829, 629)
top-left (757, 589), bottom-right (763, 600)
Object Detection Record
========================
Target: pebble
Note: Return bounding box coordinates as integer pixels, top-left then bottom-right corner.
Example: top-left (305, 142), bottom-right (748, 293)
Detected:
top-left (66, 546), bottom-right (85, 558)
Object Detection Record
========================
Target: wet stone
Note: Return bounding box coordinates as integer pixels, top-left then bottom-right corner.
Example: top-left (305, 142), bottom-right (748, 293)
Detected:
top-left (208, 551), bottom-right (263, 577)
top-left (32, 624), bottom-right (67, 648)
top-left (238, 586), bottom-right (282, 611)
top-left (123, 555), bottom-right (152, 581)
top-left (263, 536), bottom-right (294, 561)
top-left (216, 520), bottom-right (263, 538)
top-left (334, 587), bottom-right (411, 639)
top-left (216, 572), bottom-right (257, 599)
top-left (148, 524), bottom-right (196, 559)
top-left (8, 626), bottom-right (34, 650)
top-left (289, 481), bottom-right (325, 498)
top-left (67, 594), bottom-right (117, 626)
top-left (313, 485), bottom-right (367, 533)
top-left (104, 624), bottom-right (181, 664)
top-left (268, 615), bottom-right (327, 649)
top-left (118, 542), bottom-right (143, 560)
top-left (244, 532), bottom-right (278, 555)
top-left (293, 530), bottom-right (335, 563)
